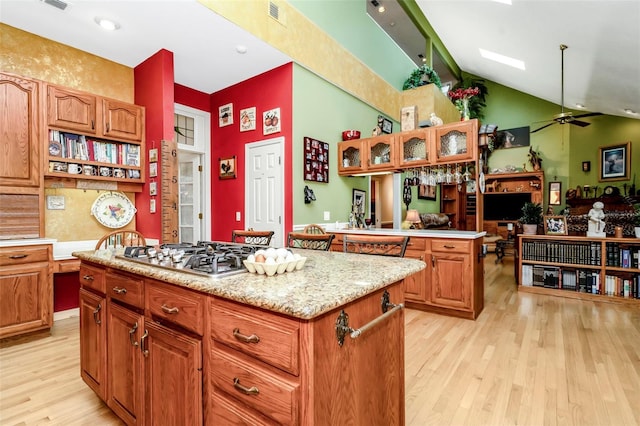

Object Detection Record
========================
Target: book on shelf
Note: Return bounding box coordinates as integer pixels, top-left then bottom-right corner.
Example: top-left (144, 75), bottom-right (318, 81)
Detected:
top-left (521, 265), bottom-right (533, 286)
top-left (543, 266), bottom-right (560, 289)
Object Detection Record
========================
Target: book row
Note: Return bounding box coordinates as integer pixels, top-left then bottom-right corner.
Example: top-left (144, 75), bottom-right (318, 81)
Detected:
top-left (605, 243), bottom-right (640, 269)
top-left (521, 264), bottom-right (640, 298)
top-left (521, 240), bottom-right (602, 266)
top-left (49, 130), bottom-right (140, 166)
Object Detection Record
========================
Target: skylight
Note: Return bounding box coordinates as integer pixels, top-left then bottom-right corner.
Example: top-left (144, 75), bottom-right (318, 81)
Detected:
top-left (479, 48), bottom-right (525, 70)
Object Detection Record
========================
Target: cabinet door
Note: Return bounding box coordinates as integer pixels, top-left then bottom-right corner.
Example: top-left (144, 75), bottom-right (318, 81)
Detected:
top-left (80, 288), bottom-right (107, 399)
top-left (0, 260), bottom-right (51, 338)
top-left (434, 120), bottom-right (477, 163)
top-left (366, 134), bottom-right (397, 172)
top-left (403, 247), bottom-right (427, 303)
top-left (430, 252), bottom-right (471, 309)
top-left (0, 73), bottom-right (40, 188)
top-left (102, 99), bottom-right (144, 142)
top-left (47, 85), bottom-right (97, 134)
top-left (107, 302), bottom-right (144, 425)
top-left (398, 129), bottom-right (432, 168)
top-left (337, 139), bottom-right (365, 174)
top-left (144, 321), bottom-right (202, 426)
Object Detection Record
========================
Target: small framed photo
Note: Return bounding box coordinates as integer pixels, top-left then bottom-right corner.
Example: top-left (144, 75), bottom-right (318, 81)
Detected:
top-left (46, 195), bottom-right (65, 210)
top-left (418, 184), bottom-right (436, 200)
top-left (149, 198), bottom-right (156, 214)
top-left (548, 181), bottom-right (561, 205)
top-left (219, 156), bottom-right (236, 179)
top-left (149, 148), bottom-right (158, 163)
top-left (352, 188), bottom-right (366, 215)
top-left (378, 115), bottom-right (393, 134)
top-left (544, 215), bottom-right (567, 235)
top-left (582, 161), bottom-right (591, 172)
top-left (239, 107), bottom-right (256, 132)
top-left (149, 162), bottom-right (158, 178)
top-left (263, 108), bottom-right (281, 135)
top-left (149, 181), bottom-right (157, 196)
top-left (219, 103), bottom-right (233, 127)
top-left (599, 142), bottom-right (630, 182)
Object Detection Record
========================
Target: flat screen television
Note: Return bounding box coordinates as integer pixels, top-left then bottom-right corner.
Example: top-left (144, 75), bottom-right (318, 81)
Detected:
top-left (483, 192), bottom-right (532, 221)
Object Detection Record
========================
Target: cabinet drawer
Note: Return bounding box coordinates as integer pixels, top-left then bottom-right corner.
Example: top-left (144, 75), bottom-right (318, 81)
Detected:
top-left (406, 237), bottom-right (426, 251)
top-left (210, 298), bottom-right (300, 376)
top-left (146, 280), bottom-right (205, 335)
top-left (79, 263), bottom-right (106, 294)
top-left (211, 392), bottom-right (276, 426)
top-left (431, 239), bottom-right (470, 253)
top-left (211, 347), bottom-right (299, 426)
top-left (0, 245), bottom-right (50, 266)
top-left (106, 271), bottom-right (144, 308)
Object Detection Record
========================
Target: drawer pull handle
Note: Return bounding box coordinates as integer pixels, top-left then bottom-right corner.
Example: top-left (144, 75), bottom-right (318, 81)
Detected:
top-left (233, 378), bottom-right (259, 396)
top-left (161, 304), bottom-right (179, 314)
top-left (83, 275), bottom-right (94, 281)
top-left (9, 254), bottom-right (28, 259)
top-left (233, 328), bottom-right (260, 344)
top-left (129, 322), bottom-right (139, 347)
top-left (140, 330), bottom-right (149, 357)
top-left (113, 287), bottom-right (127, 294)
top-left (443, 245), bottom-right (455, 249)
top-left (93, 303), bottom-right (102, 324)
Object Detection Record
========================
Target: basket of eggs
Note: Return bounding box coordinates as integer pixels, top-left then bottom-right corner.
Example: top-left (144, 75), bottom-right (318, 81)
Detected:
top-left (243, 247), bottom-right (307, 277)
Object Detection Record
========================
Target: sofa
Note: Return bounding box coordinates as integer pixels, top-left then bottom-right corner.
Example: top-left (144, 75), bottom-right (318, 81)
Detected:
top-left (420, 213), bottom-right (452, 229)
top-left (565, 196), bottom-right (637, 237)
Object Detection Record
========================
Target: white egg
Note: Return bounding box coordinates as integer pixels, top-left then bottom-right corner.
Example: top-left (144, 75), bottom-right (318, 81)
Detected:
top-left (265, 257), bottom-right (276, 264)
top-left (247, 254), bottom-right (255, 262)
top-left (255, 249), bottom-right (266, 256)
top-left (276, 256), bottom-right (286, 264)
top-left (293, 253), bottom-right (301, 260)
top-left (285, 253), bottom-right (295, 261)
top-left (265, 247), bottom-right (278, 258)
top-left (276, 248), bottom-right (290, 258)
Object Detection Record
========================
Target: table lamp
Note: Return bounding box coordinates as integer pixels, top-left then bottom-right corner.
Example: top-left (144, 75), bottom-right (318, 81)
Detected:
top-left (405, 209), bottom-right (421, 229)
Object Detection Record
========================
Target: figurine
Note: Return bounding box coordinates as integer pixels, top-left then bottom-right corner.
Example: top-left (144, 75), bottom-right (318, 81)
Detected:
top-left (587, 201), bottom-right (606, 238)
top-left (429, 112), bottom-right (443, 127)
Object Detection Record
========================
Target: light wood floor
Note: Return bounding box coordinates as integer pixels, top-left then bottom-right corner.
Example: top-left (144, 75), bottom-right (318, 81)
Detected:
top-left (1, 258), bottom-right (639, 425)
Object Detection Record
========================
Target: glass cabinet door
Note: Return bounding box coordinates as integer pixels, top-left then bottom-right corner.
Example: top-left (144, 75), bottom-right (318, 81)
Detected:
top-left (434, 120), bottom-right (477, 163)
top-left (398, 129), bottom-right (431, 168)
top-left (338, 139), bottom-right (365, 174)
top-left (367, 134), bottom-right (397, 171)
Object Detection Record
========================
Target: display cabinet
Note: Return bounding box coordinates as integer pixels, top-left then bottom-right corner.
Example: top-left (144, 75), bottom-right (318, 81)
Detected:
top-left (397, 129), bottom-right (432, 168)
top-left (337, 139), bottom-right (365, 174)
top-left (440, 183), bottom-right (466, 230)
top-left (434, 120), bottom-right (478, 163)
top-left (365, 134), bottom-right (397, 172)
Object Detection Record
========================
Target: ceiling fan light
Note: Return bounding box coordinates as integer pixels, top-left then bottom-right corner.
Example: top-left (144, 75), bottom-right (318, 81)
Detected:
top-left (624, 108), bottom-right (636, 115)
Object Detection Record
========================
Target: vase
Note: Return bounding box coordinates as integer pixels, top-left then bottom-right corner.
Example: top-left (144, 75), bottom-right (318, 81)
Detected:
top-left (522, 224), bottom-right (538, 235)
top-left (461, 98), bottom-right (470, 121)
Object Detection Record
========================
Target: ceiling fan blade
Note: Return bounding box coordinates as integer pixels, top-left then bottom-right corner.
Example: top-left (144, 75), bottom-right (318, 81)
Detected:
top-left (572, 112), bottom-right (603, 119)
top-left (569, 120), bottom-right (590, 127)
top-left (531, 122), bottom-right (556, 133)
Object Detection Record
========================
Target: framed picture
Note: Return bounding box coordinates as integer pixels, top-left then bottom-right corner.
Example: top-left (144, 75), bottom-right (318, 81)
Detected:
top-left (544, 215), bottom-right (567, 235)
top-left (378, 115), bottom-right (393, 134)
top-left (352, 189), bottom-right (366, 215)
top-left (494, 126), bottom-right (530, 149)
top-left (418, 184), bottom-right (436, 200)
top-left (239, 107), bottom-right (256, 132)
top-left (303, 137), bottom-right (329, 183)
top-left (599, 142), bottom-right (630, 182)
top-left (548, 181), bottom-right (561, 205)
top-left (148, 148), bottom-right (158, 163)
top-left (219, 103), bottom-right (233, 127)
top-left (263, 108), bottom-right (281, 135)
top-left (149, 181), bottom-right (157, 196)
top-left (149, 162), bottom-right (157, 178)
top-left (582, 161), bottom-right (591, 172)
top-left (219, 156), bottom-right (236, 179)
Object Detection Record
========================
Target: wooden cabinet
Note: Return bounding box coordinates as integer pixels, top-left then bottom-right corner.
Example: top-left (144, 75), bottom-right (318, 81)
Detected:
top-left (430, 239), bottom-right (472, 310)
top-left (337, 134), bottom-right (397, 174)
top-left (440, 183), bottom-right (466, 230)
top-left (403, 238), bottom-right (427, 303)
top-left (337, 139), bottom-right (364, 174)
top-left (80, 288), bottom-right (106, 399)
top-left (107, 301), bottom-right (145, 425)
top-left (517, 235), bottom-right (640, 305)
top-left (0, 244), bottom-right (52, 338)
top-left (45, 83), bottom-right (145, 186)
top-left (397, 129), bottom-right (432, 168)
top-left (434, 120), bottom-right (478, 163)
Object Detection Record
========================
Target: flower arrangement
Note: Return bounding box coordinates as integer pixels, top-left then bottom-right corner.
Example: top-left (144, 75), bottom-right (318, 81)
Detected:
top-left (448, 87), bottom-right (480, 120)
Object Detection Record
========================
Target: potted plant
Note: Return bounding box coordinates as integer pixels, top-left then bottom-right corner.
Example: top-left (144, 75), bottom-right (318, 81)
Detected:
top-left (519, 202), bottom-right (543, 235)
top-left (402, 65), bottom-right (442, 90)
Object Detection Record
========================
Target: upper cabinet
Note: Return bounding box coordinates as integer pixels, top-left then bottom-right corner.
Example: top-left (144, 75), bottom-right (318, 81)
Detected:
top-left (338, 119), bottom-right (478, 176)
top-left (397, 129), bottom-right (432, 168)
top-left (434, 120), bottom-right (478, 163)
top-left (45, 84), bottom-right (145, 186)
top-left (0, 73), bottom-right (41, 189)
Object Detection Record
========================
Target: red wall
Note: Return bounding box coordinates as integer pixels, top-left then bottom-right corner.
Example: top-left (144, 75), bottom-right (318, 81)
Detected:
top-left (175, 83), bottom-right (210, 112)
top-left (209, 63), bottom-right (293, 241)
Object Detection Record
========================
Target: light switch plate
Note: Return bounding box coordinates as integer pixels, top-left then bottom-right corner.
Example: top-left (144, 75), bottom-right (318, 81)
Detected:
top-left (236, 211), bottom-right (241, 221)
top-left (323, 211), bottom-right (330, 220)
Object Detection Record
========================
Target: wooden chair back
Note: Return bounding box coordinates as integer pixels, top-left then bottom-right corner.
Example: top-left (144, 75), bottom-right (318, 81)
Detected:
top-left (95, 230), bottom-right (146, 250)
top-left (287, 232), bottom-right (335, 251)
top-left (302, 224), bottom-right (326, 234)
top-left (343, 234), bottom-right (409, 257)
top-left (231, 230), bottom-right (274, 246)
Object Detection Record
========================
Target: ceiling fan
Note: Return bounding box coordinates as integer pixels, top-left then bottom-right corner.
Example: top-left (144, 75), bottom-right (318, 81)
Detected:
top-left (531, 44), bottom-right (602, 133)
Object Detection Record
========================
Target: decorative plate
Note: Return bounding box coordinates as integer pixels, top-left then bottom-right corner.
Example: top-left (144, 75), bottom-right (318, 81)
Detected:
top-left (91, 192), bottom-right (137, 229)
top-left (479, 172), bottom-right (486, 194)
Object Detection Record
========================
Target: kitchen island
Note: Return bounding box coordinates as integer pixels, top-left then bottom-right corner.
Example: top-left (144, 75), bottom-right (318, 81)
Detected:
top-left (329, 228), bottom-right (486, 319)
top-left (74, 248), bottom-right (424, 425)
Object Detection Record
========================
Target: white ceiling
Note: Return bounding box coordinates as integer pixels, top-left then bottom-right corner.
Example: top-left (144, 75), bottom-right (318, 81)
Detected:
top-left (1, 0), bottom-right (639, 121)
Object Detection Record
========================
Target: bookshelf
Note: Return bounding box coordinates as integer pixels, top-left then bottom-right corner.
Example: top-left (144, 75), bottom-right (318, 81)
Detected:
top-left (517, 235), bottom-right (640, 304)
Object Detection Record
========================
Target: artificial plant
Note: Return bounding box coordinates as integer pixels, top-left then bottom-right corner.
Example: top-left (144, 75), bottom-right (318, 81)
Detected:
top-left (402, 65), bottom-right (442, 90)
top-left (451, 76), bottom-right (488, 120)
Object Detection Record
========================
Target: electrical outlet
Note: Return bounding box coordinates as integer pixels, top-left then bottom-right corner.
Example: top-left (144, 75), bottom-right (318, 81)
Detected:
top-left (235, 211), bottom-right (241, 221)
top-left (324, 211), bottom-right (330, 221)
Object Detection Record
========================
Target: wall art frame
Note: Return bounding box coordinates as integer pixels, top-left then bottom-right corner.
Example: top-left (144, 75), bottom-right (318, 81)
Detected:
top-left (418, 184), bottom-right (436, 200)
top-left (352, 189), bottom-right (366, 215)
top-left (548, 181), bottom-right (561, 205)
top-left (599, 141), bottom-right (630, 182)
top-left (303, 136), bottom-right (329, 183)
top-left (219, 156), bottom-right (236, 179)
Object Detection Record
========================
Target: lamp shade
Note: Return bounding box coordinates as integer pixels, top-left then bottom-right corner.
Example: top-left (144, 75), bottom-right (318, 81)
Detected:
top-left (405, 209), bottom-right (420, 223)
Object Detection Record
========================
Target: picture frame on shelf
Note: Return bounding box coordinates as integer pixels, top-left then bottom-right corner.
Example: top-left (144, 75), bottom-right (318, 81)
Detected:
top-left (352, 189), bottom-right (366, 215)
top-left (544, 215), bottom-right (567, 235)
top-left (549, 181), bottom-right (561, 205)
top-left (219, 156), bottom-right (236, 179)
top-left (378, 115), bottom-right (393, 134)
top-left (599, 141), bottom-right (630, 182)
top-left (418, 184), bottom-right (436, 200)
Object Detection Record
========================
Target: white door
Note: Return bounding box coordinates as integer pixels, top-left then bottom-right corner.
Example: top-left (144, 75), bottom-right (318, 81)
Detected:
top-left (178, 152), bottom-right (202, 244)
top-left (245, 137), bottom-right (285, 247)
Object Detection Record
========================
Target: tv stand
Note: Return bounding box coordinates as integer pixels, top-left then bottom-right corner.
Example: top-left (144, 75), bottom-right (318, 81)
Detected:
top-left (483, 171), bottom-right (544, 237)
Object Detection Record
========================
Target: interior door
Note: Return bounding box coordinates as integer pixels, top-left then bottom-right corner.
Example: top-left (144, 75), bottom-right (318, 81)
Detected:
top-left (178, 152), bottom-right (202, 244)
top-left (245, 137), bottom-right (285, 247)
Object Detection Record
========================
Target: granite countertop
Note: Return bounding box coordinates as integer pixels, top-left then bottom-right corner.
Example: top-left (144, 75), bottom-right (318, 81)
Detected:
top-left (330, 228), bottom-right (486, 239)
top-left (73, 249), bottom-right (425, 320)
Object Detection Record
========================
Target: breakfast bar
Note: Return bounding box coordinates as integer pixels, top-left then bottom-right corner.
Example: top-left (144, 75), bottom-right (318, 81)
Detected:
top-left (74, 248), bottom-right (424, 425)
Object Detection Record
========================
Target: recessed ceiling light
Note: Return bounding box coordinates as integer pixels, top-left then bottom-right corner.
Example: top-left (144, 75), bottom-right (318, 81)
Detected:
top-left (575, 103), bottom-right (585, 109)
top-left (94, 17), bottom-right (120, 31)
top-left (235, 45), bottom-right (248, 54)
top-left (378, 6), bottom-right (385, 13)
top-left (479, 48), bottom-right (525, 70)
top-left (624, 108), bottom-right (637, 114)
